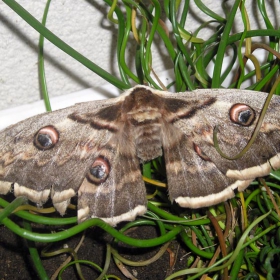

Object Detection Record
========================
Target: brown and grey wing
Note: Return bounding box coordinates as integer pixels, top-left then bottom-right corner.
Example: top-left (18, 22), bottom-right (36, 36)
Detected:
top-left (160, 89), bottom-right (280, 208)
top-left (77, 138), bottom-right (147, 225)
top-left (0, 99), bottom-right (120, 215)
top-left (161, 123), bottom-right (249, 208)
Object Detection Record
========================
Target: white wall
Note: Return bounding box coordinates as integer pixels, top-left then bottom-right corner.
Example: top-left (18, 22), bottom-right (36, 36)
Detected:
top-left (0, 0), bottom-right (279, 110)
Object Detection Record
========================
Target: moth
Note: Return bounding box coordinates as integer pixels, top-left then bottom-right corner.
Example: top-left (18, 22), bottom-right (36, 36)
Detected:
top-left (0, 85), bottom-right (280, 226)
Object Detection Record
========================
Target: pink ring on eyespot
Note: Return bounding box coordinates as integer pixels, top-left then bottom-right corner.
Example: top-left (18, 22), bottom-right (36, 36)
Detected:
top-left (34, 126), bottom-right (59, 150)
top-left (229, 103), bottom-right (255, 126)
top-left (87, 156), bottom-right (111, 184)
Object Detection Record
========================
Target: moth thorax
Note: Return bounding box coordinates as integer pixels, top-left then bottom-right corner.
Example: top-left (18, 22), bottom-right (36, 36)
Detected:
top-left (134, 123), bottom-right (162, 162)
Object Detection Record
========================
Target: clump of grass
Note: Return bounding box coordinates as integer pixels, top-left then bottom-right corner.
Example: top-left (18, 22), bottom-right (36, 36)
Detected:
top-left (1, 0), bottom-right (280, 279)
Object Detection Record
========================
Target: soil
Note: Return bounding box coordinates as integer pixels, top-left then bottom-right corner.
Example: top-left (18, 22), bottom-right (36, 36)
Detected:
top-left (0, 216), bottom-right (190, 280)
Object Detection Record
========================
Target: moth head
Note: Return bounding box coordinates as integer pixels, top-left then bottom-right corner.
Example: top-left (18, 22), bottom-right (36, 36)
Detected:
top-left (124, 87), bottom-right (161, 113)
top-left (34, 126), bottom-right (59, 150)
top-left (229, 103), bottom-right (255, 126)
top-left (87, 156), bottom-right (110, 184)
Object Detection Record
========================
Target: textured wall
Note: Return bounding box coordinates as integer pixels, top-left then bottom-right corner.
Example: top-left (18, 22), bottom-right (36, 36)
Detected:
top-left (0, 0), bottom-right (279, 110)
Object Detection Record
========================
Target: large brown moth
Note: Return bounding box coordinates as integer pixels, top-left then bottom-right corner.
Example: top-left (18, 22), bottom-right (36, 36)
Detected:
top-left (1, 85), bottom-right (280, 226)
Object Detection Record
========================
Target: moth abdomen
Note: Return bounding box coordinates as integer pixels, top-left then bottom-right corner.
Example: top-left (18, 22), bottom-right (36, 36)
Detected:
top-left (134, 123), bottom-right (163, 162)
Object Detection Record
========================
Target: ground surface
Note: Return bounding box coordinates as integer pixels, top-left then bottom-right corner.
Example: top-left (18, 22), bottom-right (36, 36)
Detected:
top-left (0, 216), bottom-right (189, 280)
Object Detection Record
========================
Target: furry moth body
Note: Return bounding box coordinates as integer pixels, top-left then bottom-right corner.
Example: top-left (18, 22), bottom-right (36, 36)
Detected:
top-left (1, 85), bottom-right (280, 226)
